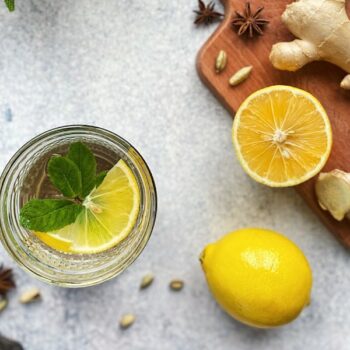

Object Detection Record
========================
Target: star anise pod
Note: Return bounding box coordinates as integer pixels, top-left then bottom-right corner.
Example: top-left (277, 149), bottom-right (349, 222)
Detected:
top-left (232, 2), bottom-right (269, 38)
top-left (194, 0), bottom-right (223, 26)
top-left (0, 265), bottom-right (15, 296)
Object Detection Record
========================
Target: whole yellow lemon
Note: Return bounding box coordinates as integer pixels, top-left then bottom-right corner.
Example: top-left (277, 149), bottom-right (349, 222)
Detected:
top-left (200, 228), bottom-right (312, 328)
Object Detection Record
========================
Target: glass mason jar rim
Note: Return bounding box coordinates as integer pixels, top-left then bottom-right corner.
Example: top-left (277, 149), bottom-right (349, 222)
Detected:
top-left (0, 125), bottom-right (157, 287)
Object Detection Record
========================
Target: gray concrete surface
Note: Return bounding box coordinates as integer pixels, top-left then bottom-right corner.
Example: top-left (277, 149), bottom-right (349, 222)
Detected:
top-left (0, 1), bottom-right (349, 349)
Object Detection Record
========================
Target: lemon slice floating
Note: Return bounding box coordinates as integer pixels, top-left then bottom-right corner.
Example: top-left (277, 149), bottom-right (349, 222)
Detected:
top-left (36, 232), bottom-right (72, 253)
top-left (232, 85), bottom-right (332, 187)
top-left (36, 159), bottom-right (140, 254)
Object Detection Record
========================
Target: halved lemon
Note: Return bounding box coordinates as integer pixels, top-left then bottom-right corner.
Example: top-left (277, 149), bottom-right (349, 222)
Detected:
top-left (232, 86), bottom-right (332, 187)
top-left (36, 159), bottom-right (140, 254)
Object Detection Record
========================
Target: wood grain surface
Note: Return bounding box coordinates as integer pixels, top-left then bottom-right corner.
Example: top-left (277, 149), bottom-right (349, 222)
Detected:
top-left (197, 0), bottom-right (350, 247)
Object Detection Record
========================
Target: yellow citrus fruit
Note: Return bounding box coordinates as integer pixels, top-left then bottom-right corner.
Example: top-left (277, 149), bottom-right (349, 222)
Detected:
top-left (232, 85), bottom-right (332, 187)
top-left (36, 159), bottom-right (140, 254)
top-left (36, 232), bottom-right (72, 253)
top-left (200, 228), bottom-right (312, 328)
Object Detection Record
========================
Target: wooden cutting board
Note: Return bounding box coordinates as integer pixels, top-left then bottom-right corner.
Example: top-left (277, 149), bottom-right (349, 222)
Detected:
top-left (197, 0), bottom-right (350, 247)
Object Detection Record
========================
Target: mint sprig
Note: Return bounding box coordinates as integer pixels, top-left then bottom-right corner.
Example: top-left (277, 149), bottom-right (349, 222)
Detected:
top-left (20, 199), bottom-right (83, 232)
top-left (67, 142), bottom-right (96, 198)
top-left (20, 142), bottom-right (109, 233)
top-left (48, 156), bottom-right (82, 198)
top-left (4, 0), bottom-right (14, 12)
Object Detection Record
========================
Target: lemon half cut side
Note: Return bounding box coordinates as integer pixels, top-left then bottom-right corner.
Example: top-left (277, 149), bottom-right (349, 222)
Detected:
top-left (233, 86), bottom-right (332, 187)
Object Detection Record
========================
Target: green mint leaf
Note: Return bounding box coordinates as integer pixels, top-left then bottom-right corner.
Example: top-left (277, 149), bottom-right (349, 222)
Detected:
top-left (95, 170), bottom-right (108, 188)
top-left (47, 156), bottom-right (82, 198)
top-left (20, 199), bottom-right (83, 232)
top-left (67, 142), bottom-right (96, 198)
top-left (4, 0), bottom-right (14, 11)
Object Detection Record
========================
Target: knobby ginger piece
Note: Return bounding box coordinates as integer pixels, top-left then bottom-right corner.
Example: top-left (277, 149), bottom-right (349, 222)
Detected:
top-left (315, 170), bottom-right (350, 221)
top-left (270, 0), bottom-right (350, 89)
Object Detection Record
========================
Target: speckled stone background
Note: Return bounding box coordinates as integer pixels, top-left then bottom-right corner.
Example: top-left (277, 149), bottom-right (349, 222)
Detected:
top-left (0, 1), bottom-right (349, 349)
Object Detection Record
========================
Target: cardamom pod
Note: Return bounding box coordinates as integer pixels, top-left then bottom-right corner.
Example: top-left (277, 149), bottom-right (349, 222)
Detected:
top-left (229, 66), bottom-right (253, 86)
top-left (169, 279), bottom-right (184, 291)
top-left (19, 287), bottom-right (41, 304)
top-left (215, 50), bottom-right (227, 73)
top-left (140, 274), bottom-right (154, 290)
top-left (0, 299), bottom-right (7, 312)
top-left (120, 314), bottom-right (136, 329)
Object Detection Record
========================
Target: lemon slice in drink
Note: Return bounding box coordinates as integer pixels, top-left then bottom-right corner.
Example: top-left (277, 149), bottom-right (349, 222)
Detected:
top-left (36, 159), bottom-right (140, 254)
top-left (233, 86), bottom-right (332, 187)
top-left (36, 232), bottom-right (73, 253)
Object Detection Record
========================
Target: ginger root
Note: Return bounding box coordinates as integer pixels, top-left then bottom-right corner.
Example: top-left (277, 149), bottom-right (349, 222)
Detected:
top-left (315, 170), bottom-right (350, 221)
top-left (270, 0), bottom-right (350, 89)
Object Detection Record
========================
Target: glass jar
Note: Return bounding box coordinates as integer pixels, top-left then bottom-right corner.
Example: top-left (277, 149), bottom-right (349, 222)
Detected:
top-left (0, 125), bottom-right (157, 287)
